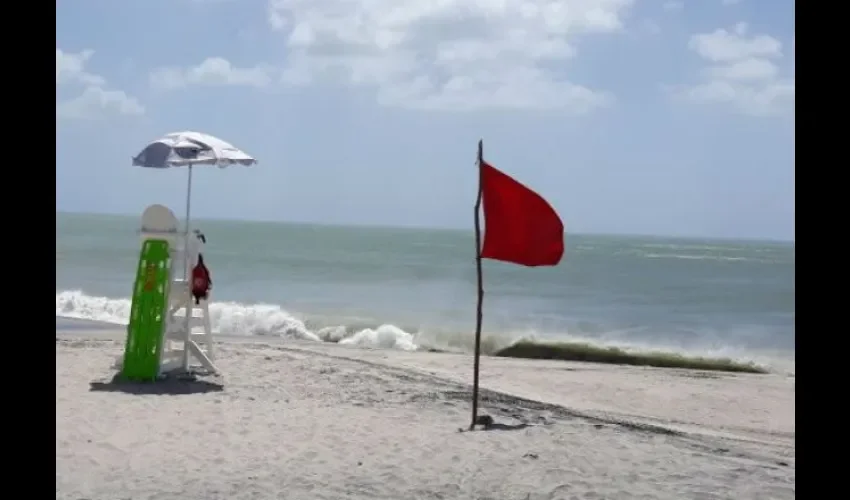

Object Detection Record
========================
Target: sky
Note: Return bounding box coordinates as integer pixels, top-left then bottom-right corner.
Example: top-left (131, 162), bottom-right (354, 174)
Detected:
top-left (56, 0), bottom-right (795, 241)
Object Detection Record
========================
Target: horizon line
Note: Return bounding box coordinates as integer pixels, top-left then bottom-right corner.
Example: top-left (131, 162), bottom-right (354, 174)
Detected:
top-left (55, 209), bottom-right (795, 245)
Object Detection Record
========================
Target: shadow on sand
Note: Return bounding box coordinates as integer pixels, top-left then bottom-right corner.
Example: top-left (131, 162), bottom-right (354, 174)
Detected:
top-left (89, 372), bottom-right (224, 396)
top-left (481, 422), bottom-right (531, 432)
top-left (459, 416), bottom-right (534, 433)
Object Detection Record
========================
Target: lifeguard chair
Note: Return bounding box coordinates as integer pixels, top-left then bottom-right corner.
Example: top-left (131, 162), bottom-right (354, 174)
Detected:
top-left (118, 204), bottom-right (218, 380)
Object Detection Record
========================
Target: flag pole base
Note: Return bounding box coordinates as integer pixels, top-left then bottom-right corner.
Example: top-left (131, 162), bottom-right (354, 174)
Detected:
top-left (469, 414), bottom-right (494, 431)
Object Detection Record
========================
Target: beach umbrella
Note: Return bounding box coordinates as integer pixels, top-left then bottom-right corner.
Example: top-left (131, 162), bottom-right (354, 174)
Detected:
top-left (132, 131), bottom-right (258, 274)
top-left (132, 131), bottom-right (257, 226)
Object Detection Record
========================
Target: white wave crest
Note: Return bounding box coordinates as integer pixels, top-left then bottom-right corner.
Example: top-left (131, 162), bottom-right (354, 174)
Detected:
top-left (55, 290), bottom-right (419, 351)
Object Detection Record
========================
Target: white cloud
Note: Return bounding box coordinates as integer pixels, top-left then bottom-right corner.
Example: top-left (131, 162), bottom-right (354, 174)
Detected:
top-left (704, 57), bottom-right (778, 81)
top-left (56, 87), bottom-right (144, 120)
top-left (663, 1), bottom-right (683, 11)
top-left (149, 57), bottom-right (276, 90)
top-left (268, 0), bottom-right (633, 112)
top-left (721, 0), bottom-right (743, 5)
top-left (688, 23), bottom-right (781, 62)
top-left (56, 49), bottom-right (105, 86)
top-left (56, 49), bottom-right (144, 120)
top-left (672, 23), bottom-right (794, 116)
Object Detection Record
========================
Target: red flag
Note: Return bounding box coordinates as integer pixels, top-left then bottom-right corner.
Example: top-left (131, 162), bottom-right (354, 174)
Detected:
top-left (479, 160), bottom-right (564, 266)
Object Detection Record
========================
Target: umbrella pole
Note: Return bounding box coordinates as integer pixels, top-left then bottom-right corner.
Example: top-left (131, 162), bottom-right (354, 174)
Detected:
top-left (182, 165), bottom-right (193, 372)
top-left (185, 165), bottom-right (193, 277)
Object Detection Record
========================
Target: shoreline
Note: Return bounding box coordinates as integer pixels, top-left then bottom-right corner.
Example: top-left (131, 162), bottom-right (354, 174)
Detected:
top-left (56, 322), bottom-right (795, 441)
top-left (495, 340), bottom-right (769, 374)
top-left (55, 316), bottom-right (792, 375)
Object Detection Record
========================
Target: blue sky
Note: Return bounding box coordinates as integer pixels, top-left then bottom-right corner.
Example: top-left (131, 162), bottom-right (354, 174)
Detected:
top-left (56, 0), bottom-right (794, 241)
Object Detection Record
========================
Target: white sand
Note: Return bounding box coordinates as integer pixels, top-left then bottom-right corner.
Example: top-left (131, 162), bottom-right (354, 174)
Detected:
top-left (56, 328), bottom-right (794, 500)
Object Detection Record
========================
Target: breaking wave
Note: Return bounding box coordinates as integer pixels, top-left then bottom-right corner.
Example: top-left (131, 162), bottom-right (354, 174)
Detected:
top-left (56, 290), bottom-right (792, 375)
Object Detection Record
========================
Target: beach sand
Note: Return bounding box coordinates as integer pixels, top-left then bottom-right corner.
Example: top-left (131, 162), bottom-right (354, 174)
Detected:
top-left (56, 326), bottom-right (794, 500)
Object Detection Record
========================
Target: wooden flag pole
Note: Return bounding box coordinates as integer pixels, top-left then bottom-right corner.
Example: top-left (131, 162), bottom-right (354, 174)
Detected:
top-left (470, 139), bottom-right (486, 430)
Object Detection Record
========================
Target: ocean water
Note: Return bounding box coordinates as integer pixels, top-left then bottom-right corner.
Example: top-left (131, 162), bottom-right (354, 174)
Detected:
top-left (56, 212), bottom-right (795, 373)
